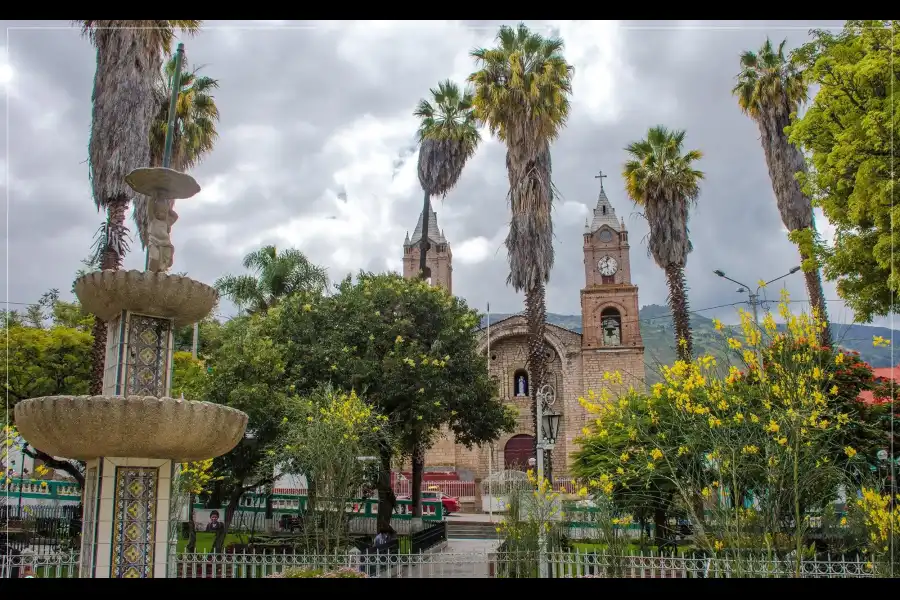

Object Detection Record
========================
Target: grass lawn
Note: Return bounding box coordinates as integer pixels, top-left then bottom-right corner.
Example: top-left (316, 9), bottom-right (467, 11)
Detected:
top-left (571, 541), bottom-right (695, 554)
top-left (34, 565), bottom-right (75, 578)
top-left (176, 532), bottom-right (244, 553)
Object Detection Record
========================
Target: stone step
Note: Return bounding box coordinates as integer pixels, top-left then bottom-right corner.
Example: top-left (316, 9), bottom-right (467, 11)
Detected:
top-left (447, 521), bottom-right (501, 540)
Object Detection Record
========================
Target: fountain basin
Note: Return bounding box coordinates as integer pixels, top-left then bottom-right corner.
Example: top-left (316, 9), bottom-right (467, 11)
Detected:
top-left (74, 270), bottom-right (217, 328)
top-left (14, 395), bottom-right (247, 462)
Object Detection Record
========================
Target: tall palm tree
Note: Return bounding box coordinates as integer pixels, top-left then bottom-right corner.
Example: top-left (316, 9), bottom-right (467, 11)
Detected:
top-left (77, 20), bottom-right (201, 395)
top-left (733, 38), bottom-right (831, 346)
top-left (623, 126), bottom-right (704, 363)
top-left (413, 80), bottom-right (481, 275)
top-left (214, 245), bottom-right (329, 314)
top-left (407, 79), bottom-right (481, 517)
top-left (133, 55), bottom-right (220, 249)
top-left (468, 23), bottom-right (574, 478)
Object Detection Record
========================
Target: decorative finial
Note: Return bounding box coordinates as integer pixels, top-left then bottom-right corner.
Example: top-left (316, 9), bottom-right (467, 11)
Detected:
top-left (594, 169), bottom-right (608, 193)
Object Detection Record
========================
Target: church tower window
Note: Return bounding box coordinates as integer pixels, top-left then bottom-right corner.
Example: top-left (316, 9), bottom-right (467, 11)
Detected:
top-left (600, 308), bottom-right (622, 347)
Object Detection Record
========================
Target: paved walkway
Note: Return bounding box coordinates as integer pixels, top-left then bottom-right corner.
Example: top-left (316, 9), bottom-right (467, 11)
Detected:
top-left (392, 539), bottom-right (499, 578)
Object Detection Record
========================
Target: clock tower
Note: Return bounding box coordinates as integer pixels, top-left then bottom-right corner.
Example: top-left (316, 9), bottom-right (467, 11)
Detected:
top-left (580, 174), bottom-right (644, 390)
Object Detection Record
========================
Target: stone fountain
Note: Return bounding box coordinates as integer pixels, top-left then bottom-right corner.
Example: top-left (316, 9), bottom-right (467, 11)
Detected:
top-left (14, 167), bottom-right (248, 579)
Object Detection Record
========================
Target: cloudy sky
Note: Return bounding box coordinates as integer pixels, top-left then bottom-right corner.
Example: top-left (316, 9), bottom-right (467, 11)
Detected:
top-left (1, 19), bottom-right (890, 330)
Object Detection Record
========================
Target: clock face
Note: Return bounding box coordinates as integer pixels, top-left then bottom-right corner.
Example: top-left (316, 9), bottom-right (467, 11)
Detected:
top-left (598, 256), bottom-right (618, 277)
top-left (598, 229), bottom-right (614, 243)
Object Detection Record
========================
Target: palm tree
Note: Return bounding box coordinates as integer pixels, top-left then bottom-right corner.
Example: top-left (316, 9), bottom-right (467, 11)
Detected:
top-left (77, 20), bottom-right (201, 395)
top-left (733, 38), bottom-right (831, 346)
top-left (214, 245), bottom-right (329, 314)
top-left (468, 23), bottom-right (574, 478)
top-left (408, 79), bottom-right (481, 517)
top-left (623, 126), bottom-right (704, 363)
top-left (413, 80), bottom-right (481, 276)
top-left (133, 55), bottom-right (220, 250)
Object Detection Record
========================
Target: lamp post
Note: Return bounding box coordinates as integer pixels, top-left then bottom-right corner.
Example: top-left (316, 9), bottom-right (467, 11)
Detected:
top-left (534, 384), bottom-right (561, 579)
top-left (712, 266), bottom-right (802, 367)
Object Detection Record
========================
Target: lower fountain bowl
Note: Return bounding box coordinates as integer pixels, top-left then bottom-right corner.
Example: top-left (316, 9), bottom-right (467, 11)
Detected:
top-left (14, 396), bottom-right (248, 462)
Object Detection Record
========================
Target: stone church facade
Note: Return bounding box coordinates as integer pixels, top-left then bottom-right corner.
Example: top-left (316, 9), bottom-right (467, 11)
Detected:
top-left (402, 183), bottom-right (645, 479)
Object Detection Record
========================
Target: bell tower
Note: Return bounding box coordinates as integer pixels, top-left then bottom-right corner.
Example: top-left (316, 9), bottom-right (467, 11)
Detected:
top-left (402, 206), bottom-right (453, 294)
top-left (580, 172), bottom-right (644, 389)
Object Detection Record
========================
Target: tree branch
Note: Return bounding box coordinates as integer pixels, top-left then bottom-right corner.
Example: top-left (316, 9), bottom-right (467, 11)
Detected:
top-left (241, 476), bottom-right (274, 493)
top-left (21, 445), bottom-right (85, 487)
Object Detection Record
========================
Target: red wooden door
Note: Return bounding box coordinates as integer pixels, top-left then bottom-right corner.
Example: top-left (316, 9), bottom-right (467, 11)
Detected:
top-left (504, 435), bottom-right (535, 471)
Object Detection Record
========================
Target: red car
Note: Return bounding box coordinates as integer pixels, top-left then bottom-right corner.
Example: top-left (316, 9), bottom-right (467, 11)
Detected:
top-left (398, 491), bottom-right (460, 515)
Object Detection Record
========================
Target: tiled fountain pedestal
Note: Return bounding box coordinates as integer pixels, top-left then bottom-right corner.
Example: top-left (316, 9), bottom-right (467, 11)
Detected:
top-left (14, 268), bottom-right (247, 578)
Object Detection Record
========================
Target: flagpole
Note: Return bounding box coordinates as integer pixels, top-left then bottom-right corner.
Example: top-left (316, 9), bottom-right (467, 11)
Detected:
top-left (487, 301), bottom-right (492, 520)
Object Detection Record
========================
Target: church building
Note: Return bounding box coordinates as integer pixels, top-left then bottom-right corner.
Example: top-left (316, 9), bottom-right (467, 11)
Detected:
top-left (402, 179), bottom-right (645, 479)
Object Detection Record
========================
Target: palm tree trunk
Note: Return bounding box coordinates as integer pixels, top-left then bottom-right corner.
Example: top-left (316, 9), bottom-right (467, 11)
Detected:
top-left (88, 197), bottom-right (129, 395)
top-left (664, 264), bottom-right (693, 363)
top-left (799, 247), bottom-right (832, 347)
top-left (410, 190), bottom-right (432, 520)
top-left (525, 281), bottom-right (551, 482)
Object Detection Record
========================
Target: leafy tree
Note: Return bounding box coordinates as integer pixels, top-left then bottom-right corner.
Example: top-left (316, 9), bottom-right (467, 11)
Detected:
top-left (171, 351), bottom-right (208, 400)
top-left (733, 37), bottom-right (831, 345)
top-left (468, 23), bottom-right (574, 478)
top-left (197, 314), bottom-right (290, 550)
top-left (3, 325), bottom-right (92, 484)
top-left (214, 245), bottom-right (329, 314)
top-left (173, 316), bottom-right (223, 357)
top-left (0, 310), bottom-right (24, 328)
top-left (274, 273), bottom-right (515, 530)
top-left (622, 126), bottom-right (704, 362)
top-left (175, 459), bottom-right (217, 553)
top-left (272, 386), bottom-right (388, 552)
top-left (76, 20), bottom-right (202, 395)
top-left (787, 20), bottom-right (899, 322)
top-left (133, 54), bottom-right (220, 250)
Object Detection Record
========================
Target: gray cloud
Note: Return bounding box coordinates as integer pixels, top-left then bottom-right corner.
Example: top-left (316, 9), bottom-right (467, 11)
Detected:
top-left (2, 19), bottom-right (885, 331)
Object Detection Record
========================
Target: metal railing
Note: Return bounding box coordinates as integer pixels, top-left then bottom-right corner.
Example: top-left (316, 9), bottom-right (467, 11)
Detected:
top-left (1, 548), bottom-right (877, 579)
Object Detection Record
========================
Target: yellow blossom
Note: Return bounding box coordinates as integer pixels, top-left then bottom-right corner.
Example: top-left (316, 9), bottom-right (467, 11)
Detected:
top-left (650, 448), bottom-right (663, 461)
top-left (714, 540), bottom-right (725, 552)
top-left (844, 446), bottom-right (857, 458)
top-left (712, 318), bottom-right (724, 331)
top-left (872, 336), bottom-right (891, 347)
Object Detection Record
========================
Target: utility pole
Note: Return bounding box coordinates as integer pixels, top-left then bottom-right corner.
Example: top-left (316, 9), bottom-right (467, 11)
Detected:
top-left (713, 266), bottom-right (802, 367)
top-left (191, 322), bottom-right (199, 359)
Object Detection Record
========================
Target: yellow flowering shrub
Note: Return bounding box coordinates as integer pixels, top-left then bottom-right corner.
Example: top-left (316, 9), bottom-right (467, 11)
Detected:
top-left (572, 296), bottom-right (874, 568)
top-left (271, 386), bottom-right (389, 553)
top-left (851, 487), bottom-right (900, 576)
top-left (496, 470), bottom-right (568, 577)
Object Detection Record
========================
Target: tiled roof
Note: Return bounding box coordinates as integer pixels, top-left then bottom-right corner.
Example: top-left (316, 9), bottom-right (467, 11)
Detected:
top-left (406, 206), bottom-right (447, 247)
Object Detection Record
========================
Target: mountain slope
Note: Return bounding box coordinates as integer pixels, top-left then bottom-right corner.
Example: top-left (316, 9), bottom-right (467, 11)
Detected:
top-left (481, 305), bottom-right (895, 384)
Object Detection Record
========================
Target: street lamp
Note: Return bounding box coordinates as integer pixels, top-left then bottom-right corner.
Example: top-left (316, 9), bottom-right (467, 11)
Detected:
top-left (534, 385), bottom-right (560, 580)
top-left (534, 385), bottom-right (559, 486)
top-left (541, 411), bottom-right (562, 448)
top-left (713, 266), bottom-right (802, 366)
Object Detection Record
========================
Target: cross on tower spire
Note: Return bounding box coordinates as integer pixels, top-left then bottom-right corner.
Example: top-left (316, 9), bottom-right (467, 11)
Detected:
top-left (594, 170), bottom-right (608, 192)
